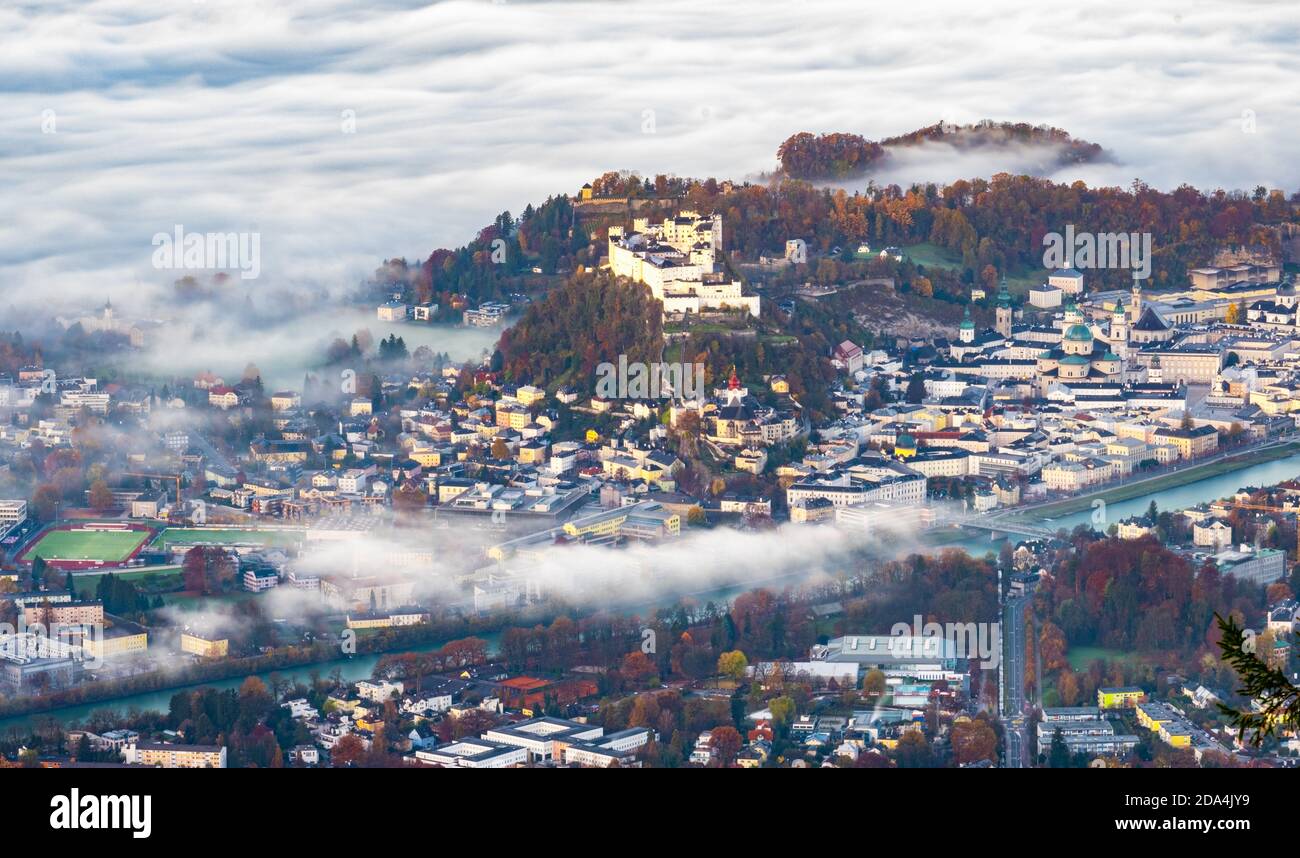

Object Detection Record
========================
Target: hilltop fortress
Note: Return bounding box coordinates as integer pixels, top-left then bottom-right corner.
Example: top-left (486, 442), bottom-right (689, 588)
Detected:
top-left (606, 211), bottom-right (760, 320)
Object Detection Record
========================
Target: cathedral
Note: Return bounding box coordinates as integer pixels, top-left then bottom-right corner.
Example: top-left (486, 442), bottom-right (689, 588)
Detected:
top-left (1032, 299), bottom-right (1124, 395)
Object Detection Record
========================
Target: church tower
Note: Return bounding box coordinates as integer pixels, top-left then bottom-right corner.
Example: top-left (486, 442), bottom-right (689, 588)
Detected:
top-left (1130, 277), bottom-right (1142, 324)
top-left (959, 305), bottom-right (975, 344)
top-left (1148, 354), bottom-right (1162, 384)
top-left (1110, 295), bottom-right (1128, 357)
top-left (995, 277), bottom-right (1012, 338)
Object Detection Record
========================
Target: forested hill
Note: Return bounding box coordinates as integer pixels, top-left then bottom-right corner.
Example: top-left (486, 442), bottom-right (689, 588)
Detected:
top-left (777, 121), bottom-right (1106, 180)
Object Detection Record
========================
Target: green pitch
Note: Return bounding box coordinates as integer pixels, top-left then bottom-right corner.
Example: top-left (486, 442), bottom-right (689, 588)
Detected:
top-left (28, 528), bottom-right (149, 562)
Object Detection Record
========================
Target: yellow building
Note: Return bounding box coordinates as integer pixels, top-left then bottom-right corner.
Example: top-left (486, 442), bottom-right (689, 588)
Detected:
top-left (407, 448), bottom-right (444, 468)
top-left (562, 502), bottom-right (680, 540)
top-left (1098, 686), bottom-right (1145, 709)
top-left (346, 610), bottom-right (428, 630)
top-left (83, 624), bottom-right (148, 660)
top-left (518, 441), bottom-right (549, 465)
top-left (1153, 424), bottom-right (1218, 459)
top-left (1136, 702), bottom-right (1173, 731)
top-left (1158, 722), bottom-right (1193, 748)
top-left (126, 743), bottom-right (226, 769)
top-left (769, 375), bottom-right (790, 394)
top-left (515, 385), bottom-right (546, 406)
top-left (894, 434), bottom-right (917, 459)
top-left (495, 403), bottom-right (531, 430)
top-left (180, 631), bottom-right (229, 659)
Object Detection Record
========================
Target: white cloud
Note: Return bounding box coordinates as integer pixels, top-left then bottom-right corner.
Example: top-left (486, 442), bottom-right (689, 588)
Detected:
top-left (2, 0), bottom-right (1296, 319)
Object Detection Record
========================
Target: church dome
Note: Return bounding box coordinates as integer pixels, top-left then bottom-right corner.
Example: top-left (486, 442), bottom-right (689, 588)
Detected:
top-left (1064, 323), bottom-right (1092, 342)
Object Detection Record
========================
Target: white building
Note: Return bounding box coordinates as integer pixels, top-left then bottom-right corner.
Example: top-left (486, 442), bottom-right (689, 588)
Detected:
top-left (0, 500), bottom-right (27, 536)
top-left (415, 739), bottom-right (527, 768)
top-left (607, 212), bottom-right (760, 319)
top-left (356, 679), bottom-right (404, 703)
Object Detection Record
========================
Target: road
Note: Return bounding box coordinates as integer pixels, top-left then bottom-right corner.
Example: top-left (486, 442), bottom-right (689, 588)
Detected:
top-left (1002, 592), bottom-right (1029, 768)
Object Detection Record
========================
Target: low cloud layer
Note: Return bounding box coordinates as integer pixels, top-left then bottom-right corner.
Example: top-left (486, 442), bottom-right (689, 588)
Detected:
top-left (3, 0), bottom-right (1297, 317)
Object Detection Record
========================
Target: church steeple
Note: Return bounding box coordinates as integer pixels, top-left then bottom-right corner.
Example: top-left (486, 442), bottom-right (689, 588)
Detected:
top-left (995, 277), bottom-right (1012, 338)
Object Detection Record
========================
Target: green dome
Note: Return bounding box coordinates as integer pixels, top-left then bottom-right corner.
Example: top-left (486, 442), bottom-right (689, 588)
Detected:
top-left (1060, 355), bottom-right (1089, 366)
top-left (1101, 351), bottom-right (1120, 361)
top-left (1065, 323), bottom-right (1092, 342)
top-left (1038, 350), bottom-right (1055, 360)
top-left (897, 433), bottom-right (916, 448)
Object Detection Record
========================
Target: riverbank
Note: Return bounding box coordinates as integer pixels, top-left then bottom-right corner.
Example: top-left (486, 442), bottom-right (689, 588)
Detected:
top-left (0, 617), bottom-right (511, 724)
top-left (1006, 441), bottom-right (1300, 520)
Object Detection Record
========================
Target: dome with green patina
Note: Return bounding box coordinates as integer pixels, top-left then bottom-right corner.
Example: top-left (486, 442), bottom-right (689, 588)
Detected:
top-left (959, 307), bottom-right (974, 329)
top-left (896, 433), bottom-right (917, 449)
top-left (1064, 323), bottom-right (1092, 342)
top-left (1101, 351), bottom-right (1120, 361)
top-left (1038, 350), bottom-right (1055, 360)
top-left (1060, 355), bottom-right (1089, 366)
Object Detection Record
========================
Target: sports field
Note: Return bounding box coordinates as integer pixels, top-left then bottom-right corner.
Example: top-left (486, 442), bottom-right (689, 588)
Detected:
top-left (156, 527), bottom-right (303, 549)
top-left (23, 526), bottom-right (152, 565)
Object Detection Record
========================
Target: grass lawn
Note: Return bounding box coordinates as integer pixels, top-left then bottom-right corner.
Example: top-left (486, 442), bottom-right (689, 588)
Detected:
top-left (158, 590), bottom-right (261, 609)
top-left (27, 528), bottom-right (149, 563)
top-left (902, 242), bottom-right (1041, 296)
top-left (71, 565), bottom-right (182, 598)
top-left (902, 242), bottom-right (963, 270)
top-left (1067, 646), bottom-right (1140, 670)
top-left (155, 527), bottom-right (303, 549)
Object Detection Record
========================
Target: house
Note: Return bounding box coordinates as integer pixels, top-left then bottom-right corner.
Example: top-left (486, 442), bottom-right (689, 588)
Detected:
top-left (1193, 518), bottom-right (1233, 551)
top-left (689, 731), bottom-right (715, 766)
top-left (282, 698), bottom-right (319, 719)
top-left (208, 386), bottom-right (240, 409)
top-left (290, 745), bottom-right (320, 766)
top-left (832, 341), bottom-right (865, 374)
top-left (377, 300), bottom-right (407, 321)
top-left (1116, 516), bottom-right (1154, 540)
top-left (356, 679), bottom-right (403, 703)
top-left (243, 565), bottom-right (280, 593)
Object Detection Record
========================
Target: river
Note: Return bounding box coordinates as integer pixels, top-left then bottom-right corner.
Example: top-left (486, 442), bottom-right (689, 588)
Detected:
top-left (11, 448), bottom-right (1300, 734)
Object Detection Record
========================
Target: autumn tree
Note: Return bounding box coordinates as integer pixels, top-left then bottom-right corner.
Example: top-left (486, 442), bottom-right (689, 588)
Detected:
top-left (88, 479), bottom-right (115, 513)
top-left (32, 484), bottom-right (61, 520)
top-left (950, 717), bottom-right (998, 766)
top-left (716, 650), bottom-right (748, 682)
top-left (708, 725), bottom-right (742, 767)
top-left (331, 734), bottom-right (365, 767)
top-left (621, 651), bottom-right (658, 687)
